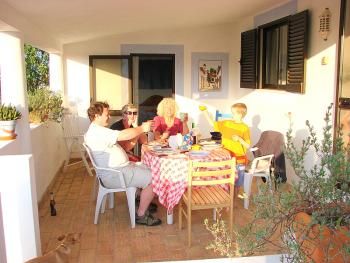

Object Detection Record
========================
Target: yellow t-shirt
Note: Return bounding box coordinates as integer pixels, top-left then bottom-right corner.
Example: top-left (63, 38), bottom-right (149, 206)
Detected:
top-left (214, 120), bottom-right (251, 157)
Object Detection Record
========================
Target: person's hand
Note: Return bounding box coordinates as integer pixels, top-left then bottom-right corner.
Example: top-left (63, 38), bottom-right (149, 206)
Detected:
top-left (232, 135), bottom-right (240, 142)
top-left (141, 121), bottom-right (152, 133)
top-left (183, 113), bottom-right (189, 123)
top-left (161, 131), bottom-right (170, 140)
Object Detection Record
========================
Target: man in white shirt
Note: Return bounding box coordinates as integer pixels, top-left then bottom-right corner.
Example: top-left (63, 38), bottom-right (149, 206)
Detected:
top-left (85, 102), bottom-right (161, 226)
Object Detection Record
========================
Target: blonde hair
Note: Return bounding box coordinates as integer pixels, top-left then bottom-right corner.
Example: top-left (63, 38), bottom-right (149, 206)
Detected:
top-left (157, 97), bottom-right (178, 117)
top-left (121, 103), bottom-right (137, 115)
top-left (231, 103), bottom-right (247, 117)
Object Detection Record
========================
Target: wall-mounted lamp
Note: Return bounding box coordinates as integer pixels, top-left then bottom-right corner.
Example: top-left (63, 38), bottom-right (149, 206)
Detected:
top-left (319, 8), bottom-right (331, 41)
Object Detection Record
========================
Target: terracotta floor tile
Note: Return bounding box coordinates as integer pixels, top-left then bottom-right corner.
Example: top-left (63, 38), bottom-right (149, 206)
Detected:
top-left (36, 161), bottom-right (282, 262)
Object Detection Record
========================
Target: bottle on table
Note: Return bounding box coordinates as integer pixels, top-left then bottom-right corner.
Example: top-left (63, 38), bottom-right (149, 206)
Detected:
top-left (191, 123), bottom-right (197, 145)
top-left (50, 192), bottom-right (57, 216)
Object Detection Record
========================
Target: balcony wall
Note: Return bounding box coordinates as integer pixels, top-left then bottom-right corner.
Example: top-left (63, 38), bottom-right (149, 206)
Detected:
top-left (0, 121), bottom-right (66, 202)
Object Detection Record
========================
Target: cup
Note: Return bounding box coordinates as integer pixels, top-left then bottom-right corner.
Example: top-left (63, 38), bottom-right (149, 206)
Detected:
top-left (179, 112), bottom-right (188, 122)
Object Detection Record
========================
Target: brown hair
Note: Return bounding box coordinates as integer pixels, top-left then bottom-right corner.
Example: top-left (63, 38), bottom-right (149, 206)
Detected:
top-left (231, 103), bottom-right (247, 117)
top-left (87, 102), bottom-right (109, 121)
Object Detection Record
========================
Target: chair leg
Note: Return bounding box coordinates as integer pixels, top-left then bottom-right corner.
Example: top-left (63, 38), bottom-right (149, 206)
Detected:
top-left (94, 187), bottom-right (105, 224)
top-left (125, 187), bottom-right (137, 228)
top-left (63, 143), bottom-right (73, 172)
top-left (178, 201), bottom-right (182, 230)
top-left (244, 173), bottom-right (253, 209)
top-left (101, 196), bottom-right (107, 213)
top-left (80, 148), bottom-right (94, 177)
top-left (108, 193), bottom-right (114, 209)
top-left (213, 208), bottom-right (217, 221)
top-left (187, 204), bottom-right (192, 247)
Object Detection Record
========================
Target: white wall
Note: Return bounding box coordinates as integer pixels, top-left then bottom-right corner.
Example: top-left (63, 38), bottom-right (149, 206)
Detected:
top-left (0, 123), bottom-right (66, 202)
top-left (63, 0), bottom-right (341, 183)
top-left (30, 122), bottom-right (66, 201)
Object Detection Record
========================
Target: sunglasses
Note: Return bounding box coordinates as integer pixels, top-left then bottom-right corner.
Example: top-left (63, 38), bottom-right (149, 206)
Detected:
top-left (126, 111), bottom-right (138, 116)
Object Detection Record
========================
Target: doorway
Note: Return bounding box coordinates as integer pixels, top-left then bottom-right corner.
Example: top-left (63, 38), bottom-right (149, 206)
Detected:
top-left (89, 54), bottom-right (175, 125)
top-left (336, 0), bottom-right (350, 145)
top-left (131, 54), bottom-right (175, 124)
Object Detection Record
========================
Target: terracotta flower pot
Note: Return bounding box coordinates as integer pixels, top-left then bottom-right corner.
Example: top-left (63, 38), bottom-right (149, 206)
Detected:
top-left (0, 120), bottom-right (17, 140)
top-left (294, 212), bottom-right (350, 263)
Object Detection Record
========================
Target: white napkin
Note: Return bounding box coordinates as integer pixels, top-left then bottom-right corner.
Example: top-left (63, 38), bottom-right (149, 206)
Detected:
top-left (168, 133), bottom-right (183, 150)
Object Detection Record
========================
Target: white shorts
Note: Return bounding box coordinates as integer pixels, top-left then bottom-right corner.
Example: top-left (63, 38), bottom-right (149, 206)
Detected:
top-left (100, 162), bottom-right (152, 189)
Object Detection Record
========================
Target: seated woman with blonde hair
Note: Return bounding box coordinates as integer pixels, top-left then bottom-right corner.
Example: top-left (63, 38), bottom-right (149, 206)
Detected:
top-left (153, 97), bottom-right (189, 141)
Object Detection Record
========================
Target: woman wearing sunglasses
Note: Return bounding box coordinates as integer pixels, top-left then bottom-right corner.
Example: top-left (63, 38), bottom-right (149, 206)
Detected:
top-left (153, 97), bottom-right (189, 141)
top-left (110, 103), bottom-right (148, 161)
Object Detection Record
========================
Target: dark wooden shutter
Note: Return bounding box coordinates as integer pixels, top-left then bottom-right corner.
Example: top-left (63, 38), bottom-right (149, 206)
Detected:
top-left (286, 10), bottom-right (308, 93)
top-left (240, 29), bottom-right (258, 89)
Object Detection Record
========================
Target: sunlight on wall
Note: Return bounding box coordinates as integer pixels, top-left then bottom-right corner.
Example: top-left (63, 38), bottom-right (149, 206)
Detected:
top-left (65, 59), bottom-right (90, 116)
top-left (49, 54), bottom-right (63, 93)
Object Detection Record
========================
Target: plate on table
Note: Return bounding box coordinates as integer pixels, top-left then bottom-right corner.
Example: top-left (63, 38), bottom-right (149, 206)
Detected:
top-left (201, 144), bottom-right (223, 150)
top-left (189, 150), bottom-right (210, 157)
top-left (153, 148), bottom-right (177, 155)
top-left (147, 141), bottom-right (168, 150)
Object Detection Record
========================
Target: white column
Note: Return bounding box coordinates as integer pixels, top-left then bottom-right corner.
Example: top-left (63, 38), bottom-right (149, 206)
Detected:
top-left (0, 32), bottom-right (31, 154)
top-left (49, 53), bottom-right (64, 94)
top-left (0, 155), bottom-right (41, 262)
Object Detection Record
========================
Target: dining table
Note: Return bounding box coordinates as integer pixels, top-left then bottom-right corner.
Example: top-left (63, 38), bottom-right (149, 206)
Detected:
top-left (141, 143), bottom-right (232, 224)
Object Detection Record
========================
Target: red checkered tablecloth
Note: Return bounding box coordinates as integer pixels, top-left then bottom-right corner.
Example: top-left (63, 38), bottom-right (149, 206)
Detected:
top-left (142, 146), bottom-right (232, 212)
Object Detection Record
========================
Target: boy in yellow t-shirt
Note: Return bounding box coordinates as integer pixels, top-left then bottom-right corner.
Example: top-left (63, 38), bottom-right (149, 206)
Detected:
top-left (200, 103), bottom-right (251, 198)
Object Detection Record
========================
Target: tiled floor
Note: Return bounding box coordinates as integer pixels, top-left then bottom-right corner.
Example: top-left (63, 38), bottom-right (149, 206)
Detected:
top-left (37, 161), bottom-right (274, 263)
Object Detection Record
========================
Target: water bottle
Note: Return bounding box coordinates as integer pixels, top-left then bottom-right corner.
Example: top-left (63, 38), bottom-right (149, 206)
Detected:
top-left (191, 123), bottom-right (197, 144)
top-left (50, 192), bottom-right (57, 216)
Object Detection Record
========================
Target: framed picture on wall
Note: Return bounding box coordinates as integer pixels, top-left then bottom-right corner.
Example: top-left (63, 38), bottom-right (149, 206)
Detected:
top-left (198, 60), bottom-right (222, 92)
top-left (192, 52), bottom-right (228, 99)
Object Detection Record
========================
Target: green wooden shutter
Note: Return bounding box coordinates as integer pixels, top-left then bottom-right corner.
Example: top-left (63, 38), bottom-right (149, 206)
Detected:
top-left (240, 29), bottom-right (258, 89)
top-left (286, 10), bottom-right (308, 93)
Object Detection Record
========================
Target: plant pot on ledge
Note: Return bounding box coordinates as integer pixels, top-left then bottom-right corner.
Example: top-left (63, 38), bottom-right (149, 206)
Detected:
top-left (0, 104), bottom-right (21, 141)
top-left (0, 120), bottom-right (18, 140)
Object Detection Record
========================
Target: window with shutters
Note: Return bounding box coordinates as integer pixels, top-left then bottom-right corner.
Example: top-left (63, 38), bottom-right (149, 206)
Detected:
top-left (240, 10), bottom-right (308, 93)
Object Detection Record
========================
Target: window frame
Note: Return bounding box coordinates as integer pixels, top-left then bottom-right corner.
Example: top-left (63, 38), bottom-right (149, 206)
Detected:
top-left (240, 10), bottom-right (308, 93)
top-left (261, 17), bottom-right (289, 90)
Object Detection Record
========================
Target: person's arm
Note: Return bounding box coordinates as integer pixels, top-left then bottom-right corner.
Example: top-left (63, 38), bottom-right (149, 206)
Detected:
top-left (153, 116), bottom-right (163, 140)
top-left (117, 122), bottom-right (150, 141)
top-left (181, 114), bottom-right (189, 135)
top-left (138, 132), bottom-right (148, 144)
top-left (202, 109), bottom-right (215, 127)
top-left (232, 126), bottom-right (251, 149)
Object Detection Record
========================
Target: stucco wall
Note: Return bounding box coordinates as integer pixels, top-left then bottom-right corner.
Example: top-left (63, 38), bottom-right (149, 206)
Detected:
top-left (62, 0), bottom-right (341, 183)
top-left (29, 122), bottom-right (66, 201)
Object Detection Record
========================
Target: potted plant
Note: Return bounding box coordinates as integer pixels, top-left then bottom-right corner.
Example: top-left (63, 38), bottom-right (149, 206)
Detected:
top-left (0, 103), bottom-right (22, 140)
top-left (205, 104), bottom-right (350, 262)
top-left (28, 87), bottom-right (63, 123)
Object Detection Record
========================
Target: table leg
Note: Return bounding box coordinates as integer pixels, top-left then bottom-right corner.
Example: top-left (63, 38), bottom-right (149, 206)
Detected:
top-left (167, 210), bottom-right (174, 224)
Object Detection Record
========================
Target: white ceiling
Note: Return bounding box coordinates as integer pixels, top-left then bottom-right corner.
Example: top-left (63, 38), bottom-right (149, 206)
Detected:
top-left (1, 0), bottom-right (285, 44)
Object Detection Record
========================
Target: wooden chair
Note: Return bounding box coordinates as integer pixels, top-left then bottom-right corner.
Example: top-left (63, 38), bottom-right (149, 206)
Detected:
top-left (178, 158), bottom-right (236, 246)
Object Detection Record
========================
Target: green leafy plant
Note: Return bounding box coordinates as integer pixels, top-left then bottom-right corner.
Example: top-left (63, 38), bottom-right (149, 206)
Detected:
top-left (0, 103), bottom-right (22, 121)
top-left (205, 104), bottom-right (350, 262)
top-left (24, 44), bottom-right (49, 92)
top-left (28, 87), bottom-right (63, 123)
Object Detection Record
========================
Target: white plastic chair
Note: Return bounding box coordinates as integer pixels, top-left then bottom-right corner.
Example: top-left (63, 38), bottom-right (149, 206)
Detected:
top-left (82, 143), bottom-right (137, 228)
top-left (243, 154), bottom-right (274, 209)
top-left (62, 111), bottom-right (94, 177)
